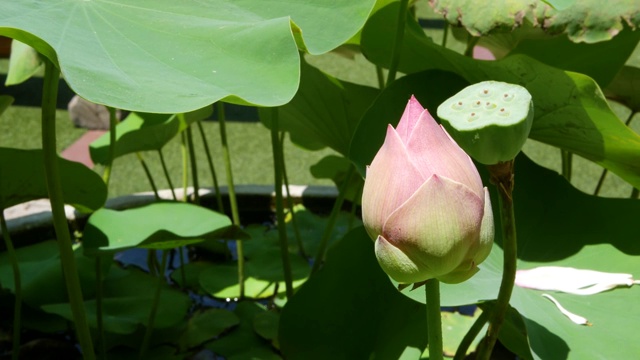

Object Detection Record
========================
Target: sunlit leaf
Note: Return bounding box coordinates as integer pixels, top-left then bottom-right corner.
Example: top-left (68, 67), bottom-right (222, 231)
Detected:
top-left (0, 0), bottom-right (375, 112)
top-left (5, 40), bottom-right (42, 85)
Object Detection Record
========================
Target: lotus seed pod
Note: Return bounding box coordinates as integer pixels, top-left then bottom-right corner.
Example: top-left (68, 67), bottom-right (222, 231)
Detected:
top-left (437, 81), bottom-right (533, 165)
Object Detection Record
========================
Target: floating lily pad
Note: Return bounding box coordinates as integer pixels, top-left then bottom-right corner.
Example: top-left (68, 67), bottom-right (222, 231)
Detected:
top-left (179, 309), bottom-right (240, 350)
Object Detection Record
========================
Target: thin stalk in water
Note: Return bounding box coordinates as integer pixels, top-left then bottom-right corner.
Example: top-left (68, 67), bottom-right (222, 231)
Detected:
top-left (157, 149), bottom-right (177, 201)
top-left (95, 257), bottom-right (107, 360)
top-left (311, 165), bottom-right (355, 274)
top-left (217, 102), bottom-right (245, 298)
top-left (279, 132), bottom-right (306, 258)
top-left (441, 22), bottom-right (449, 48)
top-left (196, 120), bottom-right (224, 212)
top-left (135, 152), bottom-right (160, 200)
top-left (425, 279), bottom-right (443, 360)
top-left (375, 66), bottom-right (385, 89)
top-left (185, 123), bottom-right (200, 204)
top-left (41, 58), bottom-right (95, 359)
top-left (139, 250), bottom-right (169, 359)
top-left (1, 211), bottom-right (21, 360)
top-left (386, 0), bottom-right (410, 85)
top-left (477, 160), bottom-right (518, 360)
top-left (271, 109), bottom-right (294, 298)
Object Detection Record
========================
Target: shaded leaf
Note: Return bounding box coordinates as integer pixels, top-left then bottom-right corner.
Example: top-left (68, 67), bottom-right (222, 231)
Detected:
top-left (279, 226), bottom-right (427, 359)
top-left (309, 155), bottom-right (363, 203)
top-left (179, 309), bottom-right (240, 350)
top-left (260, 59), bottom-right (378, 155)
top-left (0, 95), bottom-right (13, 116)
top-left (0, 147), bottom-right (106, 211)
top-left (0, 0), bottom-right (375, 112)
top-left (604, 65), bottom-right (640, 112)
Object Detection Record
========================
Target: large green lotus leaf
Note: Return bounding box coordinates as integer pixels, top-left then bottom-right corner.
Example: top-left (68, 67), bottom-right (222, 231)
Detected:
top-left (0, 240), bottom-right (102, 307)
top-left (82, 202), bottom-right (246, 255)
top-left (390, 154), bottom-right (640, 359)
top-left (42, 266), bottom-right (191, 334)
top-left (0, 147), bottom-right (107, 211)
top-left (0, 95), bottom-right (13, 116)
top-left (348, 69), bottom-right (469, 176)
top-left (604, 65), bottom-right (640, 112)
top-left (496, 25), bottom-right (640, 87)
top-left (89, 106), bottom-right (210, 165)
top-left (260, 60), bottom-right (378, 155)
top-left (279, 226), bottom-right (427, 359)
top-left (359, 4), bottom-right (640, 188)
top-left (0, 0), bottom-right (375, 112)
top-left (207, 302), bottom-right (282, 360)
top-left (430, 0), bottom-right (640, 43)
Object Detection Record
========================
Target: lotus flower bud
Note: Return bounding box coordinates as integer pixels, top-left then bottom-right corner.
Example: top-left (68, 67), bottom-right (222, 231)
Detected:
top-left (436, 81), bottom-right (533, 165)
top-left (361, 96), bottom-right (494, 284)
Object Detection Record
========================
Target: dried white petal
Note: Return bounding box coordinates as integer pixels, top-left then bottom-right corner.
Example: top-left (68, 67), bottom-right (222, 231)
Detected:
top-left (515, 266), bottom-right (639, 295)
top-left (542, 294), bottom-right (591, 326)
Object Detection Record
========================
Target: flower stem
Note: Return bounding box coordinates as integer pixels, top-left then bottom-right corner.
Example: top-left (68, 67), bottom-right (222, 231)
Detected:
top-left (139, 250), bottom-right (168, 359)
top-left (311, 165), bottom-right (354, 274)
top-left (425, 279), bottom-right (443, 360)
top-left (1, 210), bottom-right (21, 360)
top-left (270, 108), bottom-right (294, 298)
top-left (196, 120), bottom-right (224, 212)
top-left (386, 0), bottom-right (409, 85)
top-left (453, 308), bottom-right (490, 360)
top-left (478, 160), bottom-right (518, 360)
top-left (185, 123), bottom-right (200, 204)
top-left (135, 152), bottom-right (160, 200)
top-left (180, 131), bottom-right (189, 201)
top-left (217, 102), bottom-right (244, 298)
top-left (279, 132), bottom-right (306, 258)
top-left (101, 107), bottom-right (117, 188)
top-left (41, 58), bottom-right (95, 359)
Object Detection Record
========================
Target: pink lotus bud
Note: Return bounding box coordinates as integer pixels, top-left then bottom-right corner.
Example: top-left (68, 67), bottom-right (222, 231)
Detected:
top-left (361, 96), bottom-right (494, 284)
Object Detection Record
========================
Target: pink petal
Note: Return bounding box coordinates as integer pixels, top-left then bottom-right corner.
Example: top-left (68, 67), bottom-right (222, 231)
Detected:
top-left (404, 109), bottom-right (484, 197)
top-left (382, 174), bottom-right (484, 280)
top-left (361, 125), bottom-right (426, 240)
top-left (395, 95), bottom-right (425, 143)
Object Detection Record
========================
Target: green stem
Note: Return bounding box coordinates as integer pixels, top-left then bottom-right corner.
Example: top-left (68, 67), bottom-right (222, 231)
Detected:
top-left (178, 246), bottom-right (187, 289)
top-left (594, 111), bottom-right (635, 196)
top-left (441, 22), bottom-right (449, 48)
top-left (139, 251), bottom-right (168, 359)
top-left (375, 66), bottom-right (385, 89)
top-left (311, 165), bottom-right (355, 274)
top-left (1, 211), bottom-right (21, 360)
top-left (196, 120), bottom-right (224, 212)
top-left (478, 160), bottom-right (518, 360)
top-left (95, 257), bottom-right (107, 360)
top-left (386, 0), bottom-right (410, 85)
top-left (217, 102), bottom-right (244, 298)
top-left (425, 279), bottom-right (443, 360)
top-left (631, 188), bottom-right (639, 199)
top-left (347, 182), bottom-right (362, 231)
top-left (454, 308), bottom-right (490, 360)
top-left (464, 36), bottom-right (479, 57)
top-left (185, 124), bottom-right (200, 204)
top-left (157, 149), bottom-right (177, 201)
top-left (135, 152), bottom-right (160, 200)
top-left (180, 132), bottom-right (189, 202)
top-left (271, 109), bottom-right (294, 298)
top-left (561, 150), bottom-right (572, 182)
top-left (41, 59), bottom-right (95, 359)
top-left (101, 107), bottom-right (117, 188)
top-left (280, 132), bottom-right (306, 258)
